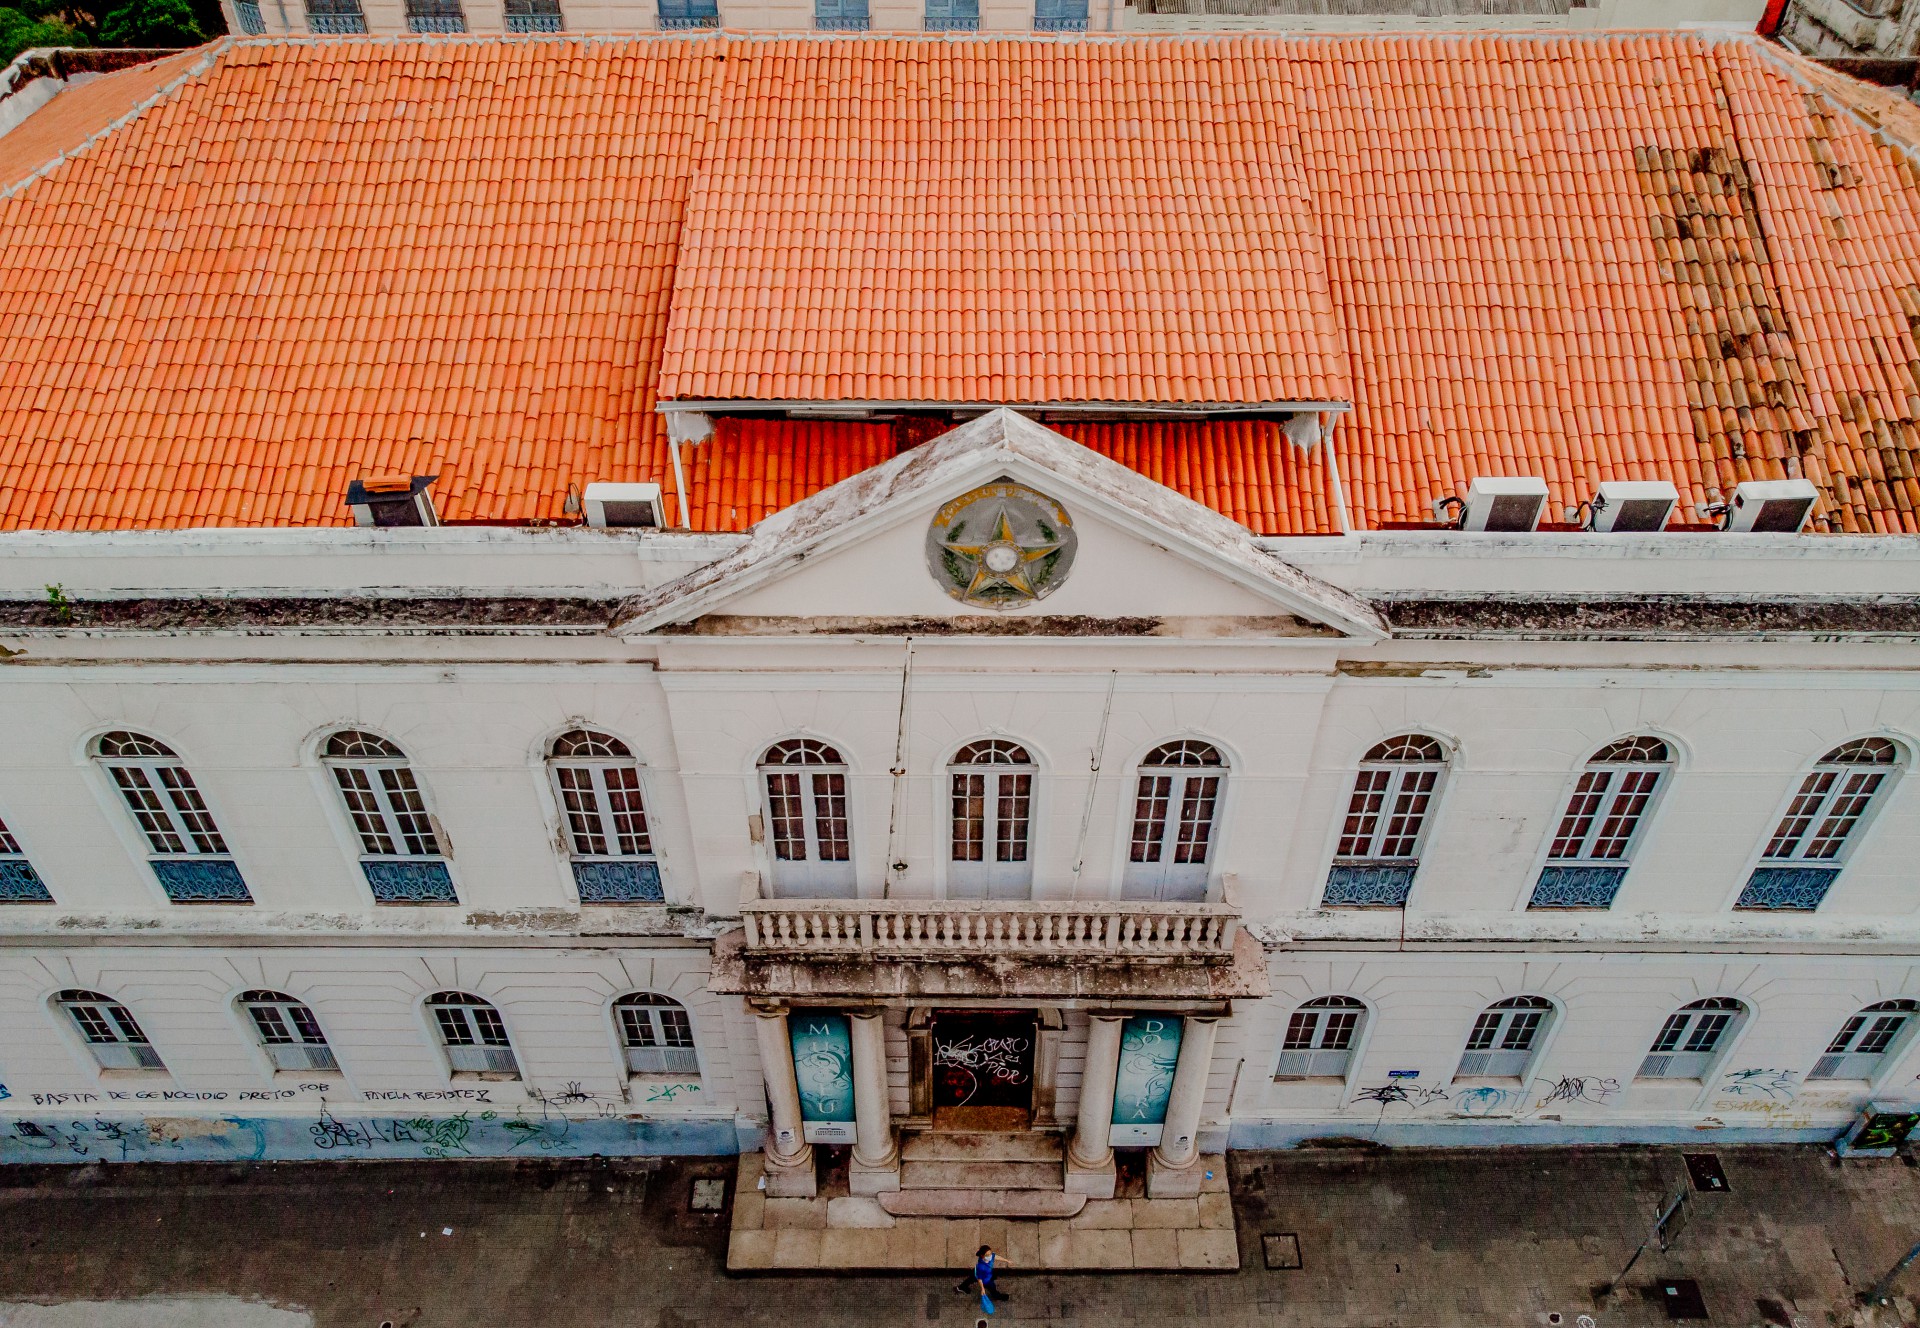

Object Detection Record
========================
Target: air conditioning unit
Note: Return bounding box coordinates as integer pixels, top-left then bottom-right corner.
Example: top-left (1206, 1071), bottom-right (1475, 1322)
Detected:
top-left (1458, 476), bottom-right (1548, 532)
top-left (1726, 478), bottom-right (1818, 533)
top-left (1588, 480), bottom-right (1678, 532)
top-left (345, 474), bottom-right (438, 528)
top-left (583, 482), bottom-right (665, 529)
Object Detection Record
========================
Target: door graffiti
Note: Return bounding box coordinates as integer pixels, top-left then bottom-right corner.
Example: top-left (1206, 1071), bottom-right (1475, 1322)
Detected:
top-left (932, 1012), bottom-right (1035, 1127)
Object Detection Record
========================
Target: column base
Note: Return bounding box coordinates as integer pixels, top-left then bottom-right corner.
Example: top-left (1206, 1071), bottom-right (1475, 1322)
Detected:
top-left (1064, 1148), bottom-right (1117, 1200)
top-left (1145, 1148), bottom-right (1206, 1199)
top-left (762, 1144), bottom-right (818, 1198)
top-left (849, 1156), bottom-right (901, 1195)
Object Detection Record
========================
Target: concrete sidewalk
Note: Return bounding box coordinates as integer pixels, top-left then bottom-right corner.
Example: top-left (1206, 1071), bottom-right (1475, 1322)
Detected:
top-left (0, 1146), bottom-right (1916, 1328)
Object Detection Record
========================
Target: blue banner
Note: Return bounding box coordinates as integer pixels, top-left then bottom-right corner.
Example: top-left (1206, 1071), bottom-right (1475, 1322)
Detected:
top-left (790, 1013), bottom-right (856, 1123)
top-left (1112, 1015), bottom-right (1181, 1127)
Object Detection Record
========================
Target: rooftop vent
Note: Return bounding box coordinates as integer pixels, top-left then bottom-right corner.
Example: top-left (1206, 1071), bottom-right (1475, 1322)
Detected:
top-left (1584, 480), bottom-right (1678, 532)
top-left (583, 482), bottom-right (665, 530)
top-left (345, 474), bottom-right (438, 528)
top-left (1723, 478), bottom-right (1818, 533)
top-left (1438, 476), bottom-right (1548, 532)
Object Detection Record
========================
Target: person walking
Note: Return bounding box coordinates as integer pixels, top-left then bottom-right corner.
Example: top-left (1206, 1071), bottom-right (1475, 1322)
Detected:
top-left (955, 1244), bottom-right (1008, 1314)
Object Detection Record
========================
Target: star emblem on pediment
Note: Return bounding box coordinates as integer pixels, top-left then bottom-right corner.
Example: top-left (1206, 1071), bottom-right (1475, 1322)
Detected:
top-left (925, 479), bottom-right (1077, 610)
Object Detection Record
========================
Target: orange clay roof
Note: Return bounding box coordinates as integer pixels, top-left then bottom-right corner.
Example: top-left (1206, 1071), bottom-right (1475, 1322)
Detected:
top-left (0, 34), bottom-right (1917, 535)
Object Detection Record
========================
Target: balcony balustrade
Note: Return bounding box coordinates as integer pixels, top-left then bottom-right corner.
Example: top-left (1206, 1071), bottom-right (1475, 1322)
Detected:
top-left (739, 898), bottom-right (1239, 962)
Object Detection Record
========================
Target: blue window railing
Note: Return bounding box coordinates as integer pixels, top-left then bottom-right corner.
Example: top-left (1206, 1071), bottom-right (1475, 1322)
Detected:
top-left (658, 0), bottom-right (719, 23)
top-left (1735, 865), bottom-right (1841, 911)
top-left (1033, 0), bottom-right (1087, 27)
top-left (0, 859), bottom-right (53, 903)
top-left (362, 859), bottom-right (459, 905)
top-left (506, 10), bottom-right (564, 27)
top-left (815, 0), bottom-right (868, 27)
top-left (1527, 865), bottom-right (1628, 909)
top-left (572, 860), bottom-right (665, 904)
top-left (1322, 863), bottom-right (1417, 908)
top-left (924, 0), bottom-right (978, 26)
top-left (151, 859), bottom-right (252, 904)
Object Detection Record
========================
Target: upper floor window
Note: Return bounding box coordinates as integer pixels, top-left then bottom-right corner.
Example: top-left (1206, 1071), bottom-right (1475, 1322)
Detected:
top-left (241, 990), bottom-right (339, 1074)
top-left (505, 0), bottom-right (563, 27)
top-left (814, 0), bottom-right (868, 27)
top-left (1737, 738), bottom-right (1901, 912)
top-left (95, 731), bottom-right (251, 904)
top-left (924, 0), bottom-right (978, 27)
top-left (1457, 995), bottom-right (1553, 1079)
top-left (233, 0), bottom-right (267, 32)
top-left (405, 0), bottom-right (466, 30)
top-left (657, 0), bottom-right (718, 24)
top-left (760, 739), bottom-right (855, 897)
top-left (58, 989), bottom-right (164, 1071)
top-left (0, 813), bottom-right (52, 903)
top-left (549, 730), bottom-right (662, 904)
top-left (1033, 0), bottom-right (1087, 28)
top-left (426, 992), bottom-right (519, 1078)
top-left (1638, 997), bottom-right (1744, 1080)
top-left (323, 731), bottom-right (457, 905)
top-left (1123, 740), bottom-right (1223, 902)
top-left (1810, 999), bottom-right (1919, 1082)
top-left (1275, 996), bottom-right (1366, 1080)
top-left (615, 993), bottom-right (700, 1075)
top-left (1528, 737), bottom-right (1670, 911)
top-left (305, 0), bottom-right (367, 29)
top-left (1323, 735), bottom-right (1447, 908)
top-left (948, 740), bottom-right (1033, 900)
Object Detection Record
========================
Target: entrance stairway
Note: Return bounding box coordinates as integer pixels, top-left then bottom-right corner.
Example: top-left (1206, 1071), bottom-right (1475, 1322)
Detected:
top-left (878, 1131), bottom-right (1086, 1219)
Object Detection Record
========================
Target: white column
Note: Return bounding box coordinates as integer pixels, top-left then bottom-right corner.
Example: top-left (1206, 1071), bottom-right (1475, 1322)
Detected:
top-left (849, 1010), bottom-right (900, 1194)
top-left (752, 1006), bottom-right (817, 1198)
top-left (1147, 1015), bottom-right (1220, 1198)
top-left (1066, 1013), bottom-right (1125, 1198)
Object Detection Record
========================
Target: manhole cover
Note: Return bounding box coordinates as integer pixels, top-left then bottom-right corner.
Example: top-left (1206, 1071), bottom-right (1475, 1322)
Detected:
top-left (690, 1177), bottom-right (727, 1211)
top-left (1262, 1233), bottom-right (1302, 1270)
top-left (1662, 1279), bottom-right (1709, 1320)
top-left (1683, 1153), bottom-right (1730, 1193)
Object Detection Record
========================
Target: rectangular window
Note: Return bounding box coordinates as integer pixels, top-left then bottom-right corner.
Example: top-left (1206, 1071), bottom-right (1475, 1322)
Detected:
top-left (767, 772), bottom-right (807, 861)
top-left (924, 0), bottom-right (978, 26)
top-left (1376, 769), bottom-right (1438, 858)
top-left (1548, 771), bottom-right (1610, 859)
top-left (996, 772), bottom-right (1031, 862)
top-left (1033, 0), bottom-right (1087, 28)
top-left (1130, 775), bottom-right (1171, 863)
top-left (334, 767), bottom-right (397, 856)
top-left (405, 0), bottom-right (467, 31)
top-left (814, 0), bottom-right (869, 28)
top-left (234, 0), bottom-right (267, 31)
top-left (1336, 768), bottom-right (1391, 858)
top-left (811, 772), bottom-right (851, 861)
top-left (951, 772), bottom-right (985, 862)
top-left (1173, 776), bottom-right (1218, 865)
top-left (306, 0), bottom-right (367, 29)
top-left (1803, 771), bottom-right (1886, 859)
top-left (658, 0), bottom-right (719, 23)
top-left (1587, 770), bottom-right (1658, 859)
top-left (504, 0), bottom-right (563, 27)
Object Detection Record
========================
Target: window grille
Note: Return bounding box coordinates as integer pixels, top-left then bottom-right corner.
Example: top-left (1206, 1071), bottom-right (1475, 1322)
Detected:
top-left (1530, 737), bottom-right (1669, 909)
top-left (948, 740), bottom-right (1034, 899)
top-left (813, 0), bottom-right (868, 28)
top-left (549, 730), bottom-right (662, 903)
top-left (234, 0), bottom-right (267, 31)
top-left (1123, 740), bottom-right (1224, 903)
top-left (1809, 999), bottom-right (1918, 1081)
top-left (1457, 996), bottom-right (1552, 1078)
top-left (241, 990), bottom-right (339, 1073)
top-left (427, 992), bottom-right (519, 1076)
top-left (405, 0), bottom-right (467, 31)
top-left (1033, 0), bottom-right (1087, 27)
top-left (1738, 739), bottom-right (1899, 911)
top-left (760, 739), bottom-right (855, 897)
top-left (0, 815), bottom-right (52, 902)
top-left (1638, 997), bottom-right (1742, 1079)
top-left (306, 0), bottom-right (367, 29)
top-left (657, 0), bottom-right (719, 25)
top-left (59, 990), bottom-right (165, 1071)
top-left (615, 993), bottom-right (700, 1075)
top-left (924, 0), bottom-right (978, 26)
top-left (1275, 996), bottom-right (1365, 1079)
top-left (95, 732), bottom-right (251, 903)
top-left (1325, 735), bottom-right (1446, 907)
top-left (505, 0), bottom-right (564, 29)
top-left (323, 731), bottom-right (457, 904)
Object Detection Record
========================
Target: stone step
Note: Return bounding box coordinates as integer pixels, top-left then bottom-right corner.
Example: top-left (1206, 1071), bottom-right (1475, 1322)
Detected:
top-left (877, 1187), bottom-right (1088, 1220)
top-left (900, 1160), bottom-right (1065, 1191)
top-left (900, 1131), bottom-right (1066, 1164)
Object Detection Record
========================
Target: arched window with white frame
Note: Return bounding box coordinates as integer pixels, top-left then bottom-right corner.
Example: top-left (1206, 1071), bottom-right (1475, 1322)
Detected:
top-left (240, 990), bottom-right (339, 1073)
top-left (425, 991), bottom-right (518, 1077)
top-left (1122, 740), bottom-right (1225, 902)
top-left (1638, 997), bottom-right (1745, 1080)
top-left (1738, 738), bottom-right (1902, 912)
top-left (1529, 737), bottom-right (1671, 910)
top-left (1324, 735), bottom-right (1448, 908)
top-left (321, 731), bottom-right (457, 905)
top-left (1810, 999), bottom-right (1920, 1082)
top-left (1457, 995), bottom-right (1554, 1079)
top-left (1276, 996), bottom-right (1367, 1080)
top-left (94, 731), bottom-right (251, 904)
top-left (759, 739), bottom-right (855, 897)
top-left (58, 989), bottom-right (164, 1071)
top-left (948, 739), bottom-right (1035, 900)
top-left (548, 729), bottom-right (662, 904)
top-left (613, 993), bottom-right (700, 1076)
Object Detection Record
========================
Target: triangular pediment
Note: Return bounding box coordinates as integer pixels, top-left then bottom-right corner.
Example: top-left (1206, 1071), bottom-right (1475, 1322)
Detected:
top-left (611, 411), bottom-right (1386, 640)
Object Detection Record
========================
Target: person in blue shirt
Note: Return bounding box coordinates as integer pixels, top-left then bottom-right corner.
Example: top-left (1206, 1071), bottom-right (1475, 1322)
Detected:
top-left (973, 1245), bottom-right (1006, 1303)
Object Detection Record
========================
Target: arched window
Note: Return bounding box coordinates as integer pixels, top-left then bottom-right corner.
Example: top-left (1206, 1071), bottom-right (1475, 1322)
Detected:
top-left (240, 990), bottom-right (338, 1073)
top-left (1324, 735), bottom-right (1448, 908)
top-left (948, 740), bottom-right (1034, 900)
top-left (57, 989), bottom-right (163, 1071)
top-left (425, 992), bottom-right (518, 1077)
top-left (322, 731), bottom-right (456, 905)
top-left (1739, 738), bottom-right (1902, 912)
top-left (614, 993), bottom-right (699, 1075)
top-left (94, 732), bottom-right (251, 904)
top-left (1810, 999), bottom-right (1920, 1082)
top-left (1276, 996), bottom-right (1367, 1080)
top-left (548, 730), bottom-right (662, 904)
top-left (759, 739), bottom-right (855, 897)
top-left (1457, 996), bottom-right (1554, 1079)
top-left (1638, 997), bottom-right (1745, 1080)
top-left (1530, 737), bottom-right (1672, 910)
top-left (1123, 740), bottom-right (1225, 902)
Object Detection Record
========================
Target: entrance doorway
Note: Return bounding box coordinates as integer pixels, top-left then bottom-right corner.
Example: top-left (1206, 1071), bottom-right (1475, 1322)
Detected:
top-left (931, 1010), bottom-right (1036, 1131)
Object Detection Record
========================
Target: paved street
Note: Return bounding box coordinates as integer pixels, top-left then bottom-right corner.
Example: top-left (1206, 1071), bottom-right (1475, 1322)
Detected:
top-left (0, 1146), bottom-right (1915, 1328)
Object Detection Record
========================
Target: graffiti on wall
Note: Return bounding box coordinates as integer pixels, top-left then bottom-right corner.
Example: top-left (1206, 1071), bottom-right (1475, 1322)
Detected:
top-left (1347, 1074), bottom-right (1621, 1119)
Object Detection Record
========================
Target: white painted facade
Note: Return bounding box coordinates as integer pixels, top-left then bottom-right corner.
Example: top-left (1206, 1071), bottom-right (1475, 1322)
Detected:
top-left (1, 418), bottom-right (1918, 1163)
